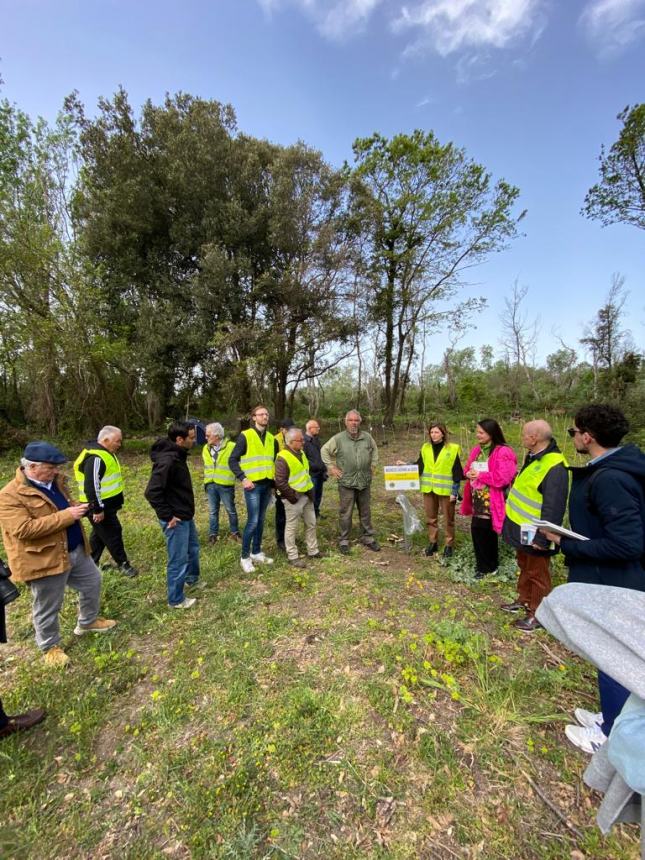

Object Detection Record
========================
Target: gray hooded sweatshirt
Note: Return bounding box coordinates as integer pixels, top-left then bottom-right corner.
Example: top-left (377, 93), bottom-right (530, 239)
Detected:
top-left (536, 583), bottom-right (645, 856)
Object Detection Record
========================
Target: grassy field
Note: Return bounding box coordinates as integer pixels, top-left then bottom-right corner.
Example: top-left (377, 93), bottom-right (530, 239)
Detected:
top-left (0, 427), bottom-right (640, 860)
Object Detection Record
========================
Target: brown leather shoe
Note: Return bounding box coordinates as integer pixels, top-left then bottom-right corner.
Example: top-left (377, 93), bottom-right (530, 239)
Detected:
top-left (514, 614), bottom-right (542, 632)
top-left (0, 707), bottom-right (46, 739)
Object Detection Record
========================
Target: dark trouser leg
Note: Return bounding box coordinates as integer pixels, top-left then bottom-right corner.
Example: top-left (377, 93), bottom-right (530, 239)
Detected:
top-left (275, 496), bottom-right (286, 545)
top-left (312, 473), bottom-right (324, 517)
top-left (89, 525), bottom-right (106, 565)
top-left (356, 487), bottom-right (376, 545)
top-left (516, 550), bottom-right (552, 613)
top-left (598, 670), bottom-right (630, 737)
top-left (90, 509), bottom-right (127, 566)
top-left (205, 482), bottom-right (220, 537)
top-left (338, 486), bottom-right (356, 546)
top-left (0, 698), bottom-right (8, 729)
top-left (470, 517), bottom-right (498, 573)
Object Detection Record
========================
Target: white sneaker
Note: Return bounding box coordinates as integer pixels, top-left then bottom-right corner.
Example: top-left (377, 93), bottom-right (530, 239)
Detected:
top-left (250, 552), bottom-right (273, 565)
top-left (574, 707), bottom-right (603, 730)
top-left (169, 597), bottom-right (196, 609)
top-left (240, 557), bottom-right (256, 574)
top-left (565, 723), bottom-right (606, 754)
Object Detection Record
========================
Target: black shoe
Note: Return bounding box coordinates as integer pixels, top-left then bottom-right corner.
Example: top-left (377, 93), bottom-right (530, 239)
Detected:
top-left (474, 569), bottom-right (497, 580)
top-left (443, 546), bottom-right (454, 559)
top-left (339, 545), bottom-right (350, 555)
top-left (289, 558), bottom-right (306, 569)
top-left (277, 542), bottom-right (286, 552)
top-left (365, 541), bottom-right (381, 552)
top-left (119, 563), bottom-right (139, 578)
top-left (501, 601), bottom-right (526, 613)
top-left (308, 552), bottom-right (324, 559)
top-left (424, 543), bottom-right (438, 557)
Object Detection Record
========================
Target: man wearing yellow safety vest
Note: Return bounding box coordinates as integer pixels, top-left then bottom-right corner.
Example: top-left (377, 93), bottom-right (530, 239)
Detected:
top-left (274, 427), bottom-right (322, 568)
top-left (274, 418), bottom-right (295, 552)
top-left (229, 405), bottom-right (280, 575)
top-left (501, 420), bottom-right (569, 632)
top-left (202, 422), bottom-right (240, 544)
top-left (73, 426), bottom-right (138, 578)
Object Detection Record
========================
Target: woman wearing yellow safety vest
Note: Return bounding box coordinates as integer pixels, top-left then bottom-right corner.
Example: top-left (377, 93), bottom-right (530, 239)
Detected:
top-left (416, 423), bottom-right (464, 559)
top-left (202, 422), bottom-right (240, 544)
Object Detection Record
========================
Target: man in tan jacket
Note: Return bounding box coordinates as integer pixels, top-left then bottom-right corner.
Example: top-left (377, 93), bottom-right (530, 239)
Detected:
top-left (0, 442), bottom-right (117, 667)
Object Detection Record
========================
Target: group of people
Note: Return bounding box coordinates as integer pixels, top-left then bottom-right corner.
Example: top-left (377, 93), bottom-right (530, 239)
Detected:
top-left (423, 404), bottom-right (644, 761)
top-left (0, 403), bottom-right (643, 784)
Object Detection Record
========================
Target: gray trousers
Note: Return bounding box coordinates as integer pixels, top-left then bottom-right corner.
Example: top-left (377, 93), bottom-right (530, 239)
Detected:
top-left (284, 495), bottom-right (319, 560)
top-left (29, 546), bottom-right (102, 651)
top-left (338, 485), bottom-right (376, 546)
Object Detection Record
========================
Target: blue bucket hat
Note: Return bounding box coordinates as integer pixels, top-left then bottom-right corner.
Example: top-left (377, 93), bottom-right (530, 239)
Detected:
top-left (23, 441), bottom-right (68, 464)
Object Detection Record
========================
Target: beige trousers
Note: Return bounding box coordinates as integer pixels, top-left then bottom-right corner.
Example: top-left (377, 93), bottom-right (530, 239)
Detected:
top-left (284, 495), bottom-right (319, 560)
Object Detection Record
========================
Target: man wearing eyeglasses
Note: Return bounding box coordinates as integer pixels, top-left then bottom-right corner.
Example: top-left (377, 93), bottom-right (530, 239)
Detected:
top-left (229, 405), bottom-right (279, 575)
top-left (539, 404), bottom-right (645, 755)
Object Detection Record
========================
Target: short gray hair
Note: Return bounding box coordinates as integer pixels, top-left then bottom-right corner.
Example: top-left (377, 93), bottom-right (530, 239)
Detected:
top-left (21, 458), bottom-right (40, 469)
top-left (98, 425), bottom-right (121, 442)
top-left (345, 410), bottom-right (362, 421)
top-left (206, 422), bottom-right (225, 438)
top-left (285, 427), bottom-right (303, 444)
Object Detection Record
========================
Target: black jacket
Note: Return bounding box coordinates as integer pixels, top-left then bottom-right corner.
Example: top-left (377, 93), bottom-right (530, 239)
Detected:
top-left (502, 439), bottom-right (569, 555)
top-left (561, 444), bottom-right (645, 590)
top-left (144, 438), bottom-right (195, 522)
top-left (303, 434), bottom-right (327, 477)
top-left (78, 441), bottom-right (124, 513)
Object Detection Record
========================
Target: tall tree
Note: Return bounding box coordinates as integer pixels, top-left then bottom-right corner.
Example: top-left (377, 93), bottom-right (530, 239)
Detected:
top-left (349, 130), bottom-right (523, 425)
top-left (583, 104), bottom-right (645, 231)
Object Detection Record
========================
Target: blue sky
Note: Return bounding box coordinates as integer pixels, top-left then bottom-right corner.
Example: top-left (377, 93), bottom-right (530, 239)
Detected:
top-left (1, 0), bottom-right (644, 364)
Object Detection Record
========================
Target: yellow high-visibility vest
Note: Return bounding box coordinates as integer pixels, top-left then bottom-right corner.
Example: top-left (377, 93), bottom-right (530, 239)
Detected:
top-left (276, 448), bottom-right (314, 493)
top-left (73, 448), bottom-right (124, 502)
top-left (240, 429), bottom-right (275, 481)
top-left (202, 439), bottom-right (235, 486)
top-left (505, 452), bottom-right (567, 525)
top-left (420, 442), bottom-right (460, 496)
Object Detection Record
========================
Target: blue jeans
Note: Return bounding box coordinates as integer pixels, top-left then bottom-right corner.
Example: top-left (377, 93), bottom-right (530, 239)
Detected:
top-left (205, 483), bottom-right (239, 537)
top-left (159, 519), bottom-right (201, 605)
top-left (241, 482), bottom-right (273, 559)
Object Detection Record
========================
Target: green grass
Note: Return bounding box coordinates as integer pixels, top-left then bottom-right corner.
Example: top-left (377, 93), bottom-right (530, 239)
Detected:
top-left (0, 436), bottom-right (641, 859)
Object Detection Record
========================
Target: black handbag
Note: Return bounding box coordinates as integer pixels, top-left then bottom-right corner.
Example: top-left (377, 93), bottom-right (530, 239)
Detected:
top-left (0, 558), bottom-right (19, 606)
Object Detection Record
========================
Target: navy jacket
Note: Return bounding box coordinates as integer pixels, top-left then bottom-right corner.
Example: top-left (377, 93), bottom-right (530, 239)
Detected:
top-left (561, 444), bottom-right (645, 591)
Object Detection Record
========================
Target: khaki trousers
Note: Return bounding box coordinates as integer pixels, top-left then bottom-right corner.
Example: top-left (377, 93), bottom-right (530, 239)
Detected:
top-left (423, 492), bottom-right (456, 546)
top-left (284, 495), bottom-right (319, 560)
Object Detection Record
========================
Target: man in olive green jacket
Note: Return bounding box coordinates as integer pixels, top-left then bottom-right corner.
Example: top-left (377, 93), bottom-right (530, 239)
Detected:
top-left (321, 410), bottom-right (380, 554)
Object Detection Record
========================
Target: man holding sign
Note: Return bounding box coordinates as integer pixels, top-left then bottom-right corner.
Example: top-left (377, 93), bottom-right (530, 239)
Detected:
top-left (321, 410), bottom-right (380, 554)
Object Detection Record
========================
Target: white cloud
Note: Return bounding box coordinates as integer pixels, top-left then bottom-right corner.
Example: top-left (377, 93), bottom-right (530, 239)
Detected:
top-left (580, 0), bottom-right (645, 57)
top-left (258, 0), bottom-right (384, 40)
top-left (392, 0), bottom-right (546, 56)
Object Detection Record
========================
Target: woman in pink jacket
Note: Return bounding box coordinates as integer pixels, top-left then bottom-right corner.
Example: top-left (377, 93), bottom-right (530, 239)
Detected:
top-left (460, 418), bottom-right (517, 578)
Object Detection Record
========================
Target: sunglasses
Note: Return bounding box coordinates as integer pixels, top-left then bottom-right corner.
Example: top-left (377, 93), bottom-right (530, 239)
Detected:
top-left (567, 428), bottom-right (583, 438)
